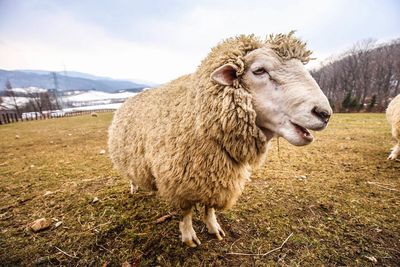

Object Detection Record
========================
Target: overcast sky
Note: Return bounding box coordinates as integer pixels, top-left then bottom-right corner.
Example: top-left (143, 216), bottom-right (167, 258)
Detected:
top-left (0, 0), bottom-right (399, 84)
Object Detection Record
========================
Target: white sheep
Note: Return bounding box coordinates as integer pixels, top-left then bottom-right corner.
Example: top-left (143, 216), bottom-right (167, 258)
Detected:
top-left (108, 32), bottom-right (332, 247)
top-left (386, 94), bottom-right (400, 160)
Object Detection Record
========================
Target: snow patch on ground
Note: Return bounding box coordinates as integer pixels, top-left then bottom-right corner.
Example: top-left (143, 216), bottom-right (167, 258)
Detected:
top-left (11, 87), bottom-right (47, 94)
top-left (63, 103), bottom-right (122, 112)
top-left (64, 91), bottom-right (137, 102)
top-left (1, 89), bottom-right (138, 110)
top-left (1, 96), bottom-right (31, 109)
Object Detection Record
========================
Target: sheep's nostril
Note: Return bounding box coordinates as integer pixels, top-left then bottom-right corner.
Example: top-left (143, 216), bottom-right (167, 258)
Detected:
top-left (312, 106), bottom-right (331, 123)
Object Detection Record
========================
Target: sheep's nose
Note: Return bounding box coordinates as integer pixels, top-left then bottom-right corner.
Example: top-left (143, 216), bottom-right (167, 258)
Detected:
top-left (312, 106), bottom-right (331, 123)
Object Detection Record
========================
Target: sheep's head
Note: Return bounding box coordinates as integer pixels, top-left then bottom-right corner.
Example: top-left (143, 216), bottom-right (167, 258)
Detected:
top-left (211, 32), bottom-right (332, 146)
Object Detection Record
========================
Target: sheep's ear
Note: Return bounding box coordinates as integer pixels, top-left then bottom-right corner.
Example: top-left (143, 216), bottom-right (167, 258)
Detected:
top-left (211, 63), bottom-right (238, 86)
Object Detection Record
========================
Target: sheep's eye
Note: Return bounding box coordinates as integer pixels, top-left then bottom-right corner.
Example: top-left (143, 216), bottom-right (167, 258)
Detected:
top-left (252, 68), bottom-right (267, 75)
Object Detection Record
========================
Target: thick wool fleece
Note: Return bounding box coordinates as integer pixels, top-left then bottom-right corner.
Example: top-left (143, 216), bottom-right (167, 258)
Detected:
top-left (108, 35), bottom-right (272, 210)
top-left (387, 94), bottom-right (400, 143)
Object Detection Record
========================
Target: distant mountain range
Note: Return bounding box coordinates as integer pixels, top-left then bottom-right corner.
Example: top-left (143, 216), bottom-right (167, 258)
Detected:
top-left (0, 69), bottom-right (156, 93)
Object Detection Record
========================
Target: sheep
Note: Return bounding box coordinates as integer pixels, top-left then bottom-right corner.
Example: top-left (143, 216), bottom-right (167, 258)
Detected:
top-left (91, 112), bottom-right (98, 117)
top-left (386, 94), bottom-right (400, 160)
top-left (108, 32), bottom-right (332, 247)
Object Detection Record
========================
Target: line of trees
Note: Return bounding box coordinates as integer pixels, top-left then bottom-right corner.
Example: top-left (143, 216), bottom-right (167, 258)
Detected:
top-left (0, 80), bottom-right (62, 117)
top-left (311, 39), bottom-right (400, 112)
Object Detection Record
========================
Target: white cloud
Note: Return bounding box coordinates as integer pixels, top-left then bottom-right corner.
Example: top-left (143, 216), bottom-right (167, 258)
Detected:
top-left (0, 12), bottom-right (197, 83)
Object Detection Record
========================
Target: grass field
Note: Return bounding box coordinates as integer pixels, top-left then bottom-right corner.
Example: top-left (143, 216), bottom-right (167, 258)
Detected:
top-left (0, 113), bottom-right (399, 266)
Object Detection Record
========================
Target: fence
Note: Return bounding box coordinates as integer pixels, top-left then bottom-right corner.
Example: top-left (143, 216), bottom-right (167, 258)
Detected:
top-left (0, 109), bottom-right (115, 125)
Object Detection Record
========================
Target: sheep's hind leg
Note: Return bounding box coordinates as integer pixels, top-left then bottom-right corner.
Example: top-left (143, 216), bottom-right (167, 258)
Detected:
top-left (388, 144), bottom-right (400, 160)
top-left (179, 208), bottom-right (201, 247)
top-left (388, 124), bottom-right (400, 160)
top-left (203, 206), bottom-right (225, 240)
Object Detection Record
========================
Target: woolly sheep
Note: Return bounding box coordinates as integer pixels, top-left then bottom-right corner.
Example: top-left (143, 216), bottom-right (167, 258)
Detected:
top-left (108, 32), bottom-right (332, 247)
top-left (386, 94), bottom-right (400, 160)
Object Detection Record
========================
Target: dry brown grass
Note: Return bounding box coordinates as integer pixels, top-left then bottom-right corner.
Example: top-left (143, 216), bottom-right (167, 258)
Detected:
top-left (0, 113), bottom-right (399, 266)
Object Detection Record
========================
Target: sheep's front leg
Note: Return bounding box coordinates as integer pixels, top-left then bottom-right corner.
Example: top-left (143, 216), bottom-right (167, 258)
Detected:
top-left (388, 144), bottom-right (400, 160)
top-left (129, 180), bottom-right (138, 194)
top-left (203, 206), bottom-right (225, 240)
top-left (179, 208), bottom-right (201, 247)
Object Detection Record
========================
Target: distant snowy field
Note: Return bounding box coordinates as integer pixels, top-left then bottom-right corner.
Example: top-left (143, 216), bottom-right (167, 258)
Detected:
top-left (1, 87), bottom-right (48, 109)
top-left (65, 91), bottom-right (137, 102)
top-left (1, 96), bottom-right (30, 109)
top-left (1, 87), bottom-right (138, 111)
top-left (63, 103), bottom-right (123, 112)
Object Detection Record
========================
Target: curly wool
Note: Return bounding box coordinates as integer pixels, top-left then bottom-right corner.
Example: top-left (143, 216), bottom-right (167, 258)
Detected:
top-left (266, 31), bottom-right (313, 64)
top-left (108, 33), bottom-right (307, 211)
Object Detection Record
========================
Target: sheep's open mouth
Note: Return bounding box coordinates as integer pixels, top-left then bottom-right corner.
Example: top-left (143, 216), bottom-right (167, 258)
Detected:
top-left (291, 122), bottom-right (313, 142)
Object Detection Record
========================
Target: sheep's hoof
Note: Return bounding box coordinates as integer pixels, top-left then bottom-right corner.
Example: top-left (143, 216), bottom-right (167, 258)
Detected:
top-left (205, 221), bottom-right (226, 240)
top-left (179, 222), bottom-right (201, 248)
top-left (184, 238), bottom-right (200, 248)
top-left (388, 152), bottom-right (399, 160)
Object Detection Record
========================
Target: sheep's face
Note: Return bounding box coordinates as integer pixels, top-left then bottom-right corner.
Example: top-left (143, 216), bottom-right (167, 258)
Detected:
top-left (211, 47), bottom-right (332, 146)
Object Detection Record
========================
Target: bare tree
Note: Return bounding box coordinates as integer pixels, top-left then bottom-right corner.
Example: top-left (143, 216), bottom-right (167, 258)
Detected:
top-left (311, 39), bottom-right (400, 112)
top-left (4, 80), bottom-right (21, 118)
top-left (24, 89), bottom-right (55, 115)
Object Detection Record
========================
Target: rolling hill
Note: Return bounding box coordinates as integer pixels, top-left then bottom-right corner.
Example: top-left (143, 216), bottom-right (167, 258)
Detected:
top-left (0, 69), bottom-right (152, 93)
